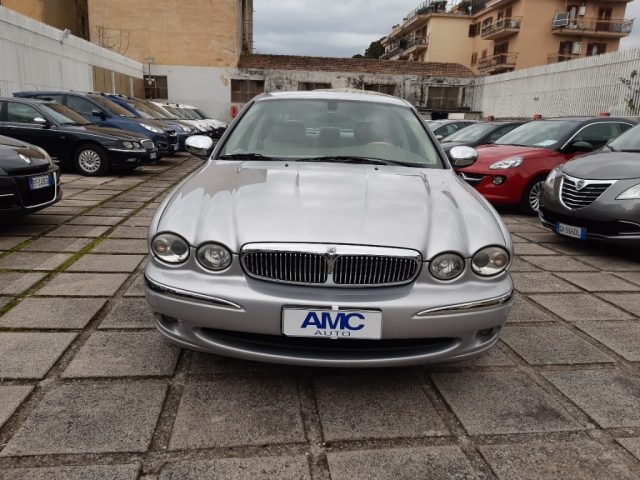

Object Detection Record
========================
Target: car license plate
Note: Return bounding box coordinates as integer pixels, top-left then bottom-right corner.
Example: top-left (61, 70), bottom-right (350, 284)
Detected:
top-left (173, 144), bottom-right (179, 151)
top-left (150, 152), bottom-right (157, 159)
top-left (282, 307), bottom-right (382, 340)
top-left (556, 222), bottom-right (586, 240)
top-left (28, 174), bottom-right (52, 190)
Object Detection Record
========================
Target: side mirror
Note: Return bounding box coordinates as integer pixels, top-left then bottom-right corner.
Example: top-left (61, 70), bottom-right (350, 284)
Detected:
top-left (91, 109), bottom-right (107, 119)
top-left (185, 135), bottom-right (215, 159)
top-left (435, 134), bottom-right (444, 141)
top-left (33, 117), bottom-right (50, 127)
top-left (449, 146), bottom-right (478, 168)
top-left (566, 141), bottom-right (594, 153)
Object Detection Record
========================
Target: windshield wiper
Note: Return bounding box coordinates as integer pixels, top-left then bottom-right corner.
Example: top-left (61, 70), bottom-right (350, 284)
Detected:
top-left (605, 144), bottom-right (617, 152)
top-left (218, 153), bottom-right (283, 161)
top-left (294, 156), bottom-right (421, 167)
top-left (618, 149), bottom-right (640, 153)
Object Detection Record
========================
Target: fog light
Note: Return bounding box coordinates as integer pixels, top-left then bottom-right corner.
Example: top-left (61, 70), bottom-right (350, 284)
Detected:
top-left (493, 176), bottom-right (506, 185)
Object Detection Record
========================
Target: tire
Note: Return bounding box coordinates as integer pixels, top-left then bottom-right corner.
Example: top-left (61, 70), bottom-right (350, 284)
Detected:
top-left (73, 144), bottom-right (109, 176)
top-left (519, 177), bottom-right (546, 216)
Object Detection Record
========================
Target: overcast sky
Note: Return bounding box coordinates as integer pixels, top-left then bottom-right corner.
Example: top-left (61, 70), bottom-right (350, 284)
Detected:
top-left (254, 0), bottom-right (640, 57)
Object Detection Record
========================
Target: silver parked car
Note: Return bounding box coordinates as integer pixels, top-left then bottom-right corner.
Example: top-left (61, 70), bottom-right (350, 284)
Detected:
top-left (144, 90), bottom-right (514, 367)
top-left (540, 123), bottom-right (640, 242)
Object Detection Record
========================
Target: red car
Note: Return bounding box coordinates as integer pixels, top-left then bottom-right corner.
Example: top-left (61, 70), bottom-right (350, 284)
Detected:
top-left (456, 117), bottom-right (636, 214)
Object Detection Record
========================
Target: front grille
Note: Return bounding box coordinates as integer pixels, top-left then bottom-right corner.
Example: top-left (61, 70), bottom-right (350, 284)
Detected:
top-left (141, 139), bottom-right (154, 150)
top-left (459, 172), bottom-right (486, 186)
top-left (241, 244), bottom-right (422, 287)
top-left (540, 207), bottom-right (640, 236)
top-left (167, 130), bottom-right (178, 144)
top-left (561, 175), bottom-right (614, 209)
top-left (15, 174), bottom-right (57, 207)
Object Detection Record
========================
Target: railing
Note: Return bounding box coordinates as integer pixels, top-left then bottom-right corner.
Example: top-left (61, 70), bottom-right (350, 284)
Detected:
top-left (381, 44), bottom-right (401, 60)
top-left (381, 36), bottom-right (429, 60)
top-left (481, 16), bottom-right (522, 38)
top-left (477, 52), bottom-right (518, 73)
top-left (547, 53), bottom-right (585, 64)
top-left (552, 17), bottom-right (634, 36)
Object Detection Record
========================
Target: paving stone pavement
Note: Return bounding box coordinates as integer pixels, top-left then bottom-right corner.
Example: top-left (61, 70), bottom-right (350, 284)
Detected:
top-left (1, 155), bottom-right (640, 479)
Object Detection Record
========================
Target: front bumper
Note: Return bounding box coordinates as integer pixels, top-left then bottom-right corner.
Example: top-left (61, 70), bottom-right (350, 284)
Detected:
top-left (458, 169), bottom-right (528, 206)
top-left (144, 262), bottom-right (514, 367)
top-left (107, 147), bottom-right (160, 167)
top-left (0, 167), bottom-right (61, 214)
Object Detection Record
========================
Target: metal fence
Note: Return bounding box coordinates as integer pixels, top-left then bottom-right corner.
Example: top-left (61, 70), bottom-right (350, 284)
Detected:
top-left (467, 48), bottom-right (640, 118)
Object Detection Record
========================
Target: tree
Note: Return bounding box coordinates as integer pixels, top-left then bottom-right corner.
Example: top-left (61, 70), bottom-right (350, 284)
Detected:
top-left (364, 41), bottom-right (385, 59)
top-left (620, 70), bottom-right (640, 114)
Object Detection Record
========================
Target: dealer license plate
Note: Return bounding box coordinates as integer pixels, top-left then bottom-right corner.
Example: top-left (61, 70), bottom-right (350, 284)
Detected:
top-left (28, 174), bottom-right (52, 190)
top-left (150, 152), bottom-right (157, 160)
top-left (282, 307), bottom-right (382, 340)
top-left (556, 222), bottom-right (586, 240)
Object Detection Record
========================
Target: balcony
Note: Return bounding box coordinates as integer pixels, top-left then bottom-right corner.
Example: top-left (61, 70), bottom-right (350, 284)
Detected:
top-left (481, 17), bottom-right (522, 40)
top-left (381, 36), bottom-right (429, 60)
top-left (477, 52), bottom-right (518, 74)
top-left (552, 17), bottom-right (634, 38)
top-left (547, 53), bottom-right (585, 64)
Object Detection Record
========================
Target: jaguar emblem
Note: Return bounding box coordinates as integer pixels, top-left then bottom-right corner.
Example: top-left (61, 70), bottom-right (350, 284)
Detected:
top-left (326, 246), bottom-right (337, 258)
top-left (575, 179), bottom-right (587, 191)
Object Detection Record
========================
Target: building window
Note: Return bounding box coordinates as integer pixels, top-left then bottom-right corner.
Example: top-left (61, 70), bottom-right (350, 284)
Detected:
top-left (364, 84), bottom-right (396, 95)
top-left (144, 75), bottom-right (168, 99)
top-left (298, 81), bottom-right (332, 91)
top-left (481, 49), bottom-right (488, 59)
top-left (426, 86), bottom-right (461, 110)
top-left (231, 79), bottom-right (265, 103)
top-left (471, 52), bottom-right (478, 66)
top-left (468, 23), bottom-right (478, 37)
top-left (586, 43), bottom-right (606, 56)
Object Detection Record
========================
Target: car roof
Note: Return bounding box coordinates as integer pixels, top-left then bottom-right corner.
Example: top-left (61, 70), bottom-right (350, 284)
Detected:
top-left (254, 90), bottom-right (412, 107)
top-left (541, 116), bottom-right (635, 124)
top-left (1, 96), bottom-right (52, 105)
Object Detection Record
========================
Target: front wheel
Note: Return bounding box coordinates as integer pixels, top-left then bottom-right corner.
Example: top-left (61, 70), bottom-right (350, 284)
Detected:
top-left (519, 178), bottom-right (545, 215)
top-left (73, 144), bottom-right (109, 176)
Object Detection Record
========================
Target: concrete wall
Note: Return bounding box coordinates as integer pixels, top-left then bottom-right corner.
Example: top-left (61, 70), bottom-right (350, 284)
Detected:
top-left (467, 48), bottom-right (640, 118)
top-left (0, 6), bottom-right (143, 97)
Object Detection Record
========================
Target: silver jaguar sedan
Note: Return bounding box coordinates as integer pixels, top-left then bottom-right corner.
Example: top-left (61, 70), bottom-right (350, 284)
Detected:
top-left (144, 90), bottom-right (514, 367)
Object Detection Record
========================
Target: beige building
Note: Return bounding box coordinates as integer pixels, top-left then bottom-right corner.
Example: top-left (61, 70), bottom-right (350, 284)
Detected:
top-left (382, 0), bottom-right (633, 75)
top-left (0, 0), bottom-right (253, 67)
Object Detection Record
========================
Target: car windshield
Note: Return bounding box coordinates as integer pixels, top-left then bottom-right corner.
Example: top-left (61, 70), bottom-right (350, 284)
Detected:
top-left (145, 102), bottom-right (176, 119)
top-left (90, 96), bottom-right (136, 118)
top-left (179, 108), bottom-right (199, 120)
top-left (443, 123), bottom-right (496, 142)
top-left (194, 108), bottom-right (208, 119)
top-left (40, 103), bottom-right (91, 126)
top-left (608, 124), bottom-right (640, 152)
top-left (128, 99), bottom-right (162, 119)
top-left (220, 98), bottom-right (442, 168)
top-left (494, 120), bottom-right (578, 148)
top-left (426, 120), bottom-right (447, 130)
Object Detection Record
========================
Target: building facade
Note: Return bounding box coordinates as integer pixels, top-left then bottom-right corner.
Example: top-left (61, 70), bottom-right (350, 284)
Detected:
top-left (382, 0), bottom-right (633, 75)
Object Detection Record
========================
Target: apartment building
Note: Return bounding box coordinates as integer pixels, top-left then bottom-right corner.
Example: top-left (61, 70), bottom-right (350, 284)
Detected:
top-left (382, 0), bottom-right (634, 75)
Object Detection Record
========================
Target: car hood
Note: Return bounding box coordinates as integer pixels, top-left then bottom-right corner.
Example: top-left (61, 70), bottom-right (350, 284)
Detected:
top-left (65, 124), bottom-right (149, 141)
top-left (440, 141), bottom-right (465, 151)
top-left (155, 162), bottom-right (509, 259)
top-left (467, 144), bottom-right (554, 169)
top-left (0, 136), bottom-right (49, 173)
top-left (562, 151), bottom-right (640, 180)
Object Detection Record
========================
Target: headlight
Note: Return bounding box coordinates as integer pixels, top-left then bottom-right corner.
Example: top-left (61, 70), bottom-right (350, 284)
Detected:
top-left (180, 125), bottom-right (192, 133)
top-left (133, 141), bottom-right (141, 148)
top-left (472, 246), bottom-right (510, 276)
top-left (429, 253), bottom-right (465, 281)
top-left (489, 156), bottom-right (524, 170)
top-left (196, 243), bottom-right (232, 271)
top-left (122, 141), bottom-right (134, 149)
top-left (140, 123), bottom-right (164, 134)
top-left (33, 146), bottom-right (54, 167)
top-left (151, 233), bottom-right (190, 264)
top-left (617, 184), bottom-right (640, 200)
top-left (545, 167), bottom-right (562, 189)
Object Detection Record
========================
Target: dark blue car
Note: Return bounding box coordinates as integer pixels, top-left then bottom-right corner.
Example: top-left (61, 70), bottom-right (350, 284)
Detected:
top-left (13, 91), bottom-right (178, 157)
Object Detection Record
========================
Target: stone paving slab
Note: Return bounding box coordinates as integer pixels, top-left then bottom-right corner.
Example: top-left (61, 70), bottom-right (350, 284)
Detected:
top-left (91, 239), bottom-right (148, 254)
top-left (0, 272), bottom-right (46, 295)
top-left (431, 371), bottom-right (581, 435)
top-left (67, 254), bottom-right (144, 273)
top-left (0, 381), bottom-right (167, 456)
top-left (63, 330), bottom-right (180, 377)
top-left (169, 378), bottom-right (305, 450)
top-left (35, 273), bottom-right (129, 297)
top-left (522, 256), bottom-right (597, 272)
top-left (123, 273), bottom-right (146, 296)
top-left (0, 332), bottom-right (76, 379)
top-left (511, 272), bottom-right (580, 293)
top-left (577, 322), bottom-right (640, 362)
top-left (579, 256), bottom-right (640, 272)
top-left (159, 456), bottom-right (311, 480)
top-left (0, 252), bottom-right (72, 271)
top-left (0, 464), bottom-right (140, 480)
top-left (508, 293), bottom-right (555, 323)
top-left (69, 215), bottom-right (124, 226)
top-left (21, 236), bottom-right (91, 253)
top-left (45, 225), bottom-right (110, 238)
top-left (597, 293), bottom-right (640, 317)
top-left (327, 446), bottom-right (478, 480)
top-left (543, 369), bottom-right (640, 429)
top-left (99, 297), bottom-right (156, 329)
top-left (0, 236), bottom-right (29, 250)
top-left (556, 272), bottom-right (640, 292)
top-left (0, 297), bottom-right (107, 329)
top-left (314, 375), bottom-right (448, 441)
top-left (480, 440), bottom-right (640, 480)
top-left (618, 438), bottom-right (640, 462)
top-left (529, 294), bottom-right (633, 322)
top-left (0, 385), bottom-right (32, 428)
top-left (501, 325), bottom-right (614, 365)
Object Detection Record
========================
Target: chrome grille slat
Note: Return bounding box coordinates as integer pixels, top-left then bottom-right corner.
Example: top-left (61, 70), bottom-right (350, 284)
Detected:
top-left (560, 176), bottom-right (614, 210)
top-left (242, 244), bottom-right (421, 287)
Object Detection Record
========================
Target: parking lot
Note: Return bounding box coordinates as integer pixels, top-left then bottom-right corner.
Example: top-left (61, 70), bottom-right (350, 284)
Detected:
top-left (0, 154), bottom-right (639, 479)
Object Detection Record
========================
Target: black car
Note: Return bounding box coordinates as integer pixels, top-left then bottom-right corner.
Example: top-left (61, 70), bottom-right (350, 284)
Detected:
top-left (0, 134), bottom-right (61, 215)
top-left (440, 121), bottom-right (526, 155)
top-left (540, 124), bottom-right (640, 242)
top-left (425, 119), bottom-right (478, 140)
top-left (0, 98), bottom-right (159, 176)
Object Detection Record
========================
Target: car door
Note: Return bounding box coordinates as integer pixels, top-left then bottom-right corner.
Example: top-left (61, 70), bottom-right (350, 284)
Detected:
top-left (1, 101), bottom-right (63, 161)
top-left (65, 95), bottom-right (110, 127)
top-left (571, 122), bottom-right (628, 150)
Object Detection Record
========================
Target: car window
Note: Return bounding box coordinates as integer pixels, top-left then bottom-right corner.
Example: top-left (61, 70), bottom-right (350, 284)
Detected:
top-left (6, 102), bottom-right (42, 123)
top-left (40, 103), bottom-right (91, 125)
top-left (66, 96), bottom-right (97, 116)
top-left (573, 123), bottom-right (624, 148)
top-left (34, 94), bottom-right (64, 103)
top-left (495, 120), bottom-right (578, 148)
top-left (607, 124), bottom-right (640, 151)
top-left (444, 123), bottom-right (494, 142)
top-left (488, 124), bottom-right (520, 142)
top-left (221, 98), bottom-right (442, 168)
top-left (89, 96), bottom-right (136, 117)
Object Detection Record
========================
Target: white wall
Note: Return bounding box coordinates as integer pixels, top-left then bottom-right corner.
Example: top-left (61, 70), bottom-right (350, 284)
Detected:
top-left (468, 49), bottom-right (640, 118)
top-left (150, 65), bottom-right (234, 121)
top-left (0, 6), bottom-right (142, 97)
